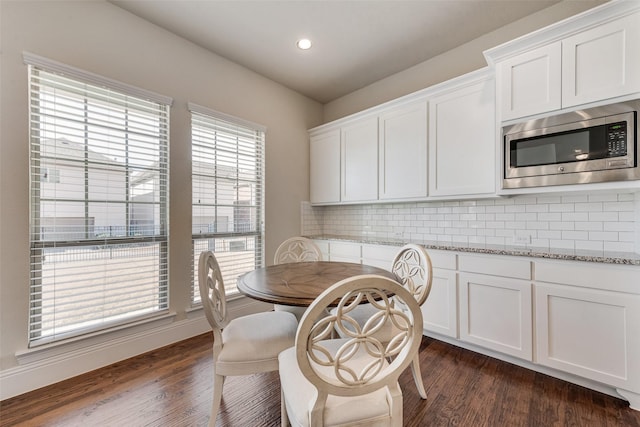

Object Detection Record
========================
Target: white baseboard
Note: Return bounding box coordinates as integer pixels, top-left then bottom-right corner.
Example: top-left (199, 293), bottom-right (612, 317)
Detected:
top-left (422, 330), bottom-right (627, 402)
top-left (0, 297), bottom-right (271, 401)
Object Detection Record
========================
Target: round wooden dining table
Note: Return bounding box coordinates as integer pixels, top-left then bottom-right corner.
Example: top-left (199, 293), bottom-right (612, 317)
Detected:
top-left (236, 261), bottom-right (398, 306)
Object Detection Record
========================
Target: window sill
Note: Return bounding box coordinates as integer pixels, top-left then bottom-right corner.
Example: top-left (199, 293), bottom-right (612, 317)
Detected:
top-left (16, 312), bottom-right (177, 365)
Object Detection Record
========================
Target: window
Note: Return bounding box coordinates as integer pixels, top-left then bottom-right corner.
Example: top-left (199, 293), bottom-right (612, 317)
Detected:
top-left (190, 103), bottom-right (265, 301)
top-left (26, 53), bottom-right (172, 346)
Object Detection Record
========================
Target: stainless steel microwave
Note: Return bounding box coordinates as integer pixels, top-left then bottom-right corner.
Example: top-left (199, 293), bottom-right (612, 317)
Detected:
top-left (503, 99), bottom-right (639, 189)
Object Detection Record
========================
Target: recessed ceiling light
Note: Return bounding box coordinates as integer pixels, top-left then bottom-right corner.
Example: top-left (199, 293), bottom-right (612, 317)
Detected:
top-left (296, 38), bottom-right (312, 50)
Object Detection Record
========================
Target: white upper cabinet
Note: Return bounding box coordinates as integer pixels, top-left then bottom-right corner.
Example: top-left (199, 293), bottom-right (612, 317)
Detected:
top-left (428, 71), bottom-right (496, 197)
top-left (488, 3), bottom-right (640, 122)
top-left (310, 129), bottom-right (341, 204)
top-left (378, 101), bottom-right (428, 200)
top-left (341, 116), bottom-right (379, 202)
top-left (497, 43), bottom-right (562, 121)
top-left (562, 12), bottom-right (640, 108)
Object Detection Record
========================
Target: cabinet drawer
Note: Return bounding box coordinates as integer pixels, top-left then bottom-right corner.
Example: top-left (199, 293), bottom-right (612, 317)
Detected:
top-left (426, 249), bottom-right (457, 270)
top-left (536, 260), bottom-right (640, 294)
top-left (361, 244), bottom-right (399, 262)
top-left (459, 254), bottom-right (531, 279)
top-left (329, 241), bottom-right (361, 263)
top-left (361, 244), bottom-right (398, 270)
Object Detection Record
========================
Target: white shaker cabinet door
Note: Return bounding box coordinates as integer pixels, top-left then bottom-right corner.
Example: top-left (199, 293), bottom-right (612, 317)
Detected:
top-left (310, 129), bottom-right (341, 204)
top-left (341, 117), bottom-right (378, 202)
top-left (535, 283), bottom-right (640, 393)
top-left (428, 76), bottom-right (496, 197)
top-left (497, 42), bottom-right (562, 122)
top-left (422, 268), bottom-right (458, 338)
top-left (378, 101), bottom-right (428, 200)
top-left (459, 272), bottom-right (533, 360)
top-left (562, 11), bottom-right (640, 109)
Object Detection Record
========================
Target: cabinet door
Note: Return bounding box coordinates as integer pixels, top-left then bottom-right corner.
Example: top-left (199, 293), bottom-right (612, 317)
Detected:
top-left (497, 43), bottom-right (562, 121)
top-left (378, 101), bottom-right (428, 200)
top-left (428, 78), bottom-right (496, 197)
top-left (310, 130), bottom-right (341, 204)
top-left (459, 272), bottom-right (532, 360)
top-left (535, 283), bottom-right (640, 390)
top-left (562, 11), bottom-right (640, 108)
top-left (341, 117), bottom-right (378, 202)
top-left (422, 268), bottom-right (458, 338)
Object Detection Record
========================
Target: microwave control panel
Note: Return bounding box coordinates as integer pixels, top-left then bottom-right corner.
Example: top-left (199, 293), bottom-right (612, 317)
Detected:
top-left (607, 122), bottom-right (627, 156)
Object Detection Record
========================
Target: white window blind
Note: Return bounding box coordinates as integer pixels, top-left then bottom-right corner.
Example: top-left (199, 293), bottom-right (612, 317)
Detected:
top-left (27, 55), bottom-right (171, 346)
top-left (190, 103), bottom-right (265, 302)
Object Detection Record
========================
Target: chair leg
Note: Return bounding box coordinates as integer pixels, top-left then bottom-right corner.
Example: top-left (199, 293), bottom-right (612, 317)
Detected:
top-left (411, 354), bottom-right (427, 399)
top-left (208, 373), bottom-right (225, 427)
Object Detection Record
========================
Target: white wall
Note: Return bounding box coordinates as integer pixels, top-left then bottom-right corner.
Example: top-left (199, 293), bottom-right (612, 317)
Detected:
top-left (323, 0), bottom-right (607, 122)
top-left (0, 0), bottom-right (322, 398)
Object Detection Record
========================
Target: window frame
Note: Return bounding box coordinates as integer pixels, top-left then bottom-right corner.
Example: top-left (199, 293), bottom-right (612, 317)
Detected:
top-left (25, 53), bottom-right (173, 347)
top-left (189, 102), bottom-right (266, 303)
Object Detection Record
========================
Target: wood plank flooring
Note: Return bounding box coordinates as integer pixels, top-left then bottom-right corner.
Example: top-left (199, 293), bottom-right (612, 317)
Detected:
top-left (1, 334), bottom-right (639, 426)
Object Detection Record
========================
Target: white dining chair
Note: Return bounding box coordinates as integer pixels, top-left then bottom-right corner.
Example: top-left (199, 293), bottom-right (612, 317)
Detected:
top-left (278, 274), bottom-right (423, 427)
top-left (273, 237), bottom-right (323, 321)
top-left (332, 244), bottom-right (433, 399)
top-left (198, 251), bottom-right (298, 427)
top-left (274, 236), bottom-right (323, 264)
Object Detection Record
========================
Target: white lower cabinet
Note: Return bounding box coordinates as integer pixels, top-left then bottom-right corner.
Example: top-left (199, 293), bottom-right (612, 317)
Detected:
top-left (534, 260), bottom-right (640, 408)
top-left (458, 254), bottom-right (533, 360)
top-left (420, 249), bottom-right (458, 338)
top-left (422, 267), bottom-right (458, 338)
top-left (315, 240), bottom-right (640, 409)
top-left (459, 272), bottom-right (532, 360)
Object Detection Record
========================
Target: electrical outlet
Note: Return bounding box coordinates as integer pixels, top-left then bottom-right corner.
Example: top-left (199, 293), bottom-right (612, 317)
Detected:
top-left (513, 233), bottom-right (532, 245)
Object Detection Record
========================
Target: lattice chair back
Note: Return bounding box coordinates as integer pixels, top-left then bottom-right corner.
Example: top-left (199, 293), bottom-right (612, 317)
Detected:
top-left (274, 237), bottom-right (323, 264)
top-left (391, 244), bottom-right (433, 306)
top-left (279, 274), bottom-right (422, 426)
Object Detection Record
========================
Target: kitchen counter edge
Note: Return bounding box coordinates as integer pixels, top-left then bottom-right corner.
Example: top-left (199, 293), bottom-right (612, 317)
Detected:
top-left (306, 235), bottom-right (640, 266)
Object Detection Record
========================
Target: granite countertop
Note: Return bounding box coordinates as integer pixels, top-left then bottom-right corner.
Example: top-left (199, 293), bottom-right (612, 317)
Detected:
top-left (308, 234), bottom-right (640, 266)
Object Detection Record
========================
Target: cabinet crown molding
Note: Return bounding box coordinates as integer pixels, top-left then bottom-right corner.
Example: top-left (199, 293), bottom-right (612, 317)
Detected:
top-left (484, 0), bottom-right (640, 67)
top-left (309, 67), bottom-right (493, 135)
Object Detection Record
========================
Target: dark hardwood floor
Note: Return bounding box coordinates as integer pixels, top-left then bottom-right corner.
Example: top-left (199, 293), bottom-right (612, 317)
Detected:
top-left (1, 333), bottom-right (639, 426)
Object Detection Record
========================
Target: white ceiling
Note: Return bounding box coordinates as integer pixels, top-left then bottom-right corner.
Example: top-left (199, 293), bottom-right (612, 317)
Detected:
top-left (110, 0), bottom-right (564, 104)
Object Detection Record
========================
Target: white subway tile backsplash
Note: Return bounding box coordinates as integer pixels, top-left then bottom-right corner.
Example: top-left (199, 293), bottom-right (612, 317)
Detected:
top-left (562, 231), bottom-right (589, 240)
top-left (604, 201), bottom-right (634, 212)
top-left (605, 241), bottom-right (634, 252)
top-left (575, 221), bottom-right (603, 231)
top-left (562, 195), bottom-right (589, 203)
top-left (549, 204), bottom-right (574, 212)
top-left (588, 193), bottom-right (619, 202)
top-left (537, 213), bottom-right (562, 221)
top-left (575, 202), bottom-right (603, 212)
top-left (301, 190), bottom-right (640, 254)
top-left (550, 222), bottom-right (574, 231)
top-left (604, 222), bottom-right (634, 232)
top-left (550, 239), bottom-right (575, 249)
top-left (561, 212), bottom-right (589, 222)
top-left (575, 240), bottom-right (603, 251)
top-left (589, 211), bottom-right (618, 221)
top-left (589, 231), bottom-right (619, 241)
